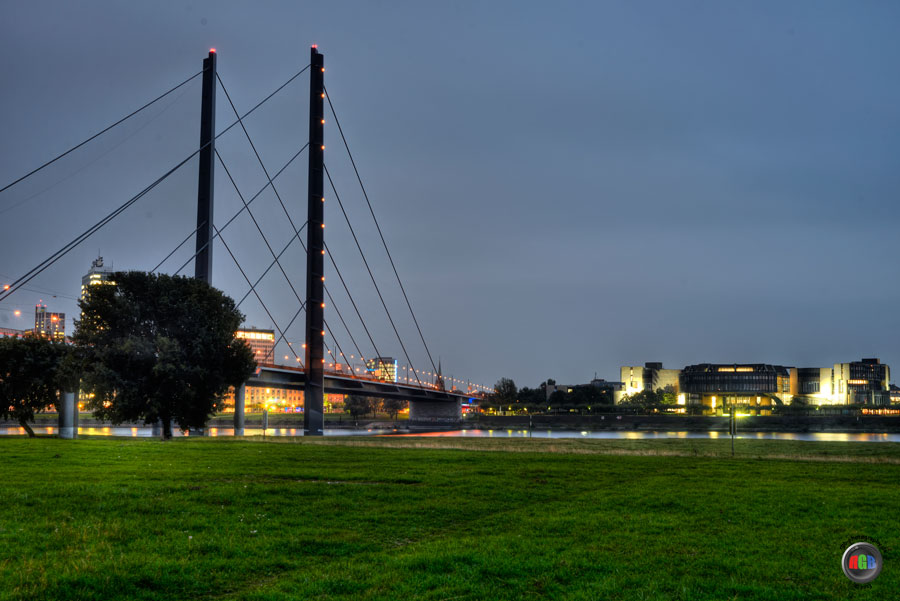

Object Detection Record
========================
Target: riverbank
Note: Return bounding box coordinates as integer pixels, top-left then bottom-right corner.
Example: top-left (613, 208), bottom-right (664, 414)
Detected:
top-left (0, 436), bottom-right (895, 600)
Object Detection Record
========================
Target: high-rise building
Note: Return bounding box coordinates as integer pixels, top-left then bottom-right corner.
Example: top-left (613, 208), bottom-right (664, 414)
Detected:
top-left (366, 357), bottom-right (397, 382)
top-left (235, 327), bottom-right (275, 365)
top-left (81, 256), bottom-right (115, 302)
top-left (34, 304), bottom-right (65, 341)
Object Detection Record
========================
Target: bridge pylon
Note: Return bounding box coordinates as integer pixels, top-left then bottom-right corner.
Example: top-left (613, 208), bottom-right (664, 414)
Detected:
top-left (304, 46), bottom-right (325, 435)
top-left (194, 49), bottom-right (217, 284)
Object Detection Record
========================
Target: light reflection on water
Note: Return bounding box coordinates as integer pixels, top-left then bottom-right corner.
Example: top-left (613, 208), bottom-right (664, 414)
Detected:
top-left (384, 429), bottom-right (900, 443)
top-left (1, 426), bottom-right (900, 443)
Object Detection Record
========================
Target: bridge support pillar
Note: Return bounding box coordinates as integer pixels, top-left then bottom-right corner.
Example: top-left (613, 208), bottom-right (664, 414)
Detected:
top-left (304, 45), bottom-right (325, 436)
top-left (58, 390), bottom-right (77, 439)
top-left (233, 383), bottom-right (246, 436)
top-left (194, 49), bottom-right (217, 284)
top-left (408, 399), bottom-right (462, 431)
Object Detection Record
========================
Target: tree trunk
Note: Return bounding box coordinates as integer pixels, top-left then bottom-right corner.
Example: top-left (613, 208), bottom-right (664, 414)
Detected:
top-left (19, 418), bottom-right (35, 438)
top-left (162, 418), bottom-right (173, 440)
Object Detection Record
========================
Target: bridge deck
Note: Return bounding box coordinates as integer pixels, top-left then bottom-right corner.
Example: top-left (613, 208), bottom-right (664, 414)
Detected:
top-left (248, 364), bottom-right (471, 402)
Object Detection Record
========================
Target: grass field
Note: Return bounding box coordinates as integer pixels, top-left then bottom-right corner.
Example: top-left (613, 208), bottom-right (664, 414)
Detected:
top-left (0, 436), bottom-right (896, 600)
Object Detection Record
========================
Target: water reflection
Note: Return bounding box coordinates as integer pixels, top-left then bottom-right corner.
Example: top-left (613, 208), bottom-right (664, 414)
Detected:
top-left (1, 426), bottom-right (900, 443)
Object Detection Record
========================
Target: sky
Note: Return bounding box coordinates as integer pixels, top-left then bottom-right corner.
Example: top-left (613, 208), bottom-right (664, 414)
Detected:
top-left (1, 1), bottom-right (899, 390)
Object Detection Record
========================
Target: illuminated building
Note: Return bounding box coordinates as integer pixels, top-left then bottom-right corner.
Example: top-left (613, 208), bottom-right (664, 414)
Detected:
top-left (615, 358), bottom-right (894, 411)
top-left (220, 387), bottom-right (344, 413)
top-left (793, 359), bottom-right (891, 406)
top-left (679, 364), bottom-right (791, 415)
top-left (366, 357), bottom-right (397, 382)
top-left (620, 362), bottom-right (680, 398)
top-left (235, 327), bottom-right (275, 365)
top-left (81, 256), bottom-right (115, 302)
top-left (33, 305), bottom-right (65, 341)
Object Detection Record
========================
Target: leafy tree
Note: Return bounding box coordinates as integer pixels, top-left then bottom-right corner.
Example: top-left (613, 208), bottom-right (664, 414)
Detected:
top-left (343, 394), bottom-right (372, 419)
top-left (382, 397), bottom-right (405, 421)
top-left (658, 385), bottom-right (678, 405)
top-left (74, 271), bottom-right (256, 439)
top-left (488, 377), bottom-right (517, 411)
top-left (620, 388), bottom-right (663, 413)
top-left (0, 336), bottom-right (73, 437)
top-left (517, 386), bottom-right (545, 413)
top-left (546, 384), bottom-right (613, 414)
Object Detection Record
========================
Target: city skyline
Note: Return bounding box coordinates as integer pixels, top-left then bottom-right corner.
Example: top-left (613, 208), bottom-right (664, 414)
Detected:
top-left (2, 2), bottom-right (899, 387)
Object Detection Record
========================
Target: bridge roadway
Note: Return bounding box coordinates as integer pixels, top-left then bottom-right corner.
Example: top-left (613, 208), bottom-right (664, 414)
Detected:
top-left (235, 364), bottom-right (469, 433)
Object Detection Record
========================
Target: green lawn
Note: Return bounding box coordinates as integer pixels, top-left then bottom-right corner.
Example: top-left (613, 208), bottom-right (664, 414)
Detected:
top-left (0, 436), bottom-right (896, 600)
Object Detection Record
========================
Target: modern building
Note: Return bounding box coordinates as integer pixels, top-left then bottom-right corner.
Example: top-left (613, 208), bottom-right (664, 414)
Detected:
top-left (679, 363), bottom-right (791, 414)
top-left (81, 256), bottom-right (115, 302)
top-left (235, 327), bottom-right (275, 365)
top-left (220, 387), bottom-right (344, 414)
top-left (620, 362), bottom-right (680, 397)
top-left (792, 359), bottom-right (891, 406)
top-left (366, 357), bottom-right (397, 382)
top-left (33, 304), bottom-right (65, 341)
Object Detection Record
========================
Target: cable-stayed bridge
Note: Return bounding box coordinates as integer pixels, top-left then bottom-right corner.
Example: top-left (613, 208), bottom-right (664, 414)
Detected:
top-left (0, 47), bottom-right (488, 434)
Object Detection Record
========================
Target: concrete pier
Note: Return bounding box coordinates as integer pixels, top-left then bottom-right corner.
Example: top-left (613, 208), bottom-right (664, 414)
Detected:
top-left (57, 391), bottom-right (77, 439)
top-left (233, 384), bottom-right (246, 436)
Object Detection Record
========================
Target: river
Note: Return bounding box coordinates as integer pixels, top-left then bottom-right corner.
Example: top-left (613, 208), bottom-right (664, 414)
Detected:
top-left (2, 426), bottom-right (900, 442)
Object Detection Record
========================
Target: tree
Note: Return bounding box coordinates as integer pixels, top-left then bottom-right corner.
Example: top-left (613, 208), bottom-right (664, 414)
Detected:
top-left (0, 336), bottom-right (73, 437)
top-left (382, 397), bottom-right (405, 421)
top-left (488, 377), bottom-right (517, 412)
top-left (74, 271), bottom-right (256, 439)
top-left (343, 394), bottom-right (372, 419)
top-left (620, 388), bottom-right (663, 413)
top-left (658, 385), bottom-right (678, 405)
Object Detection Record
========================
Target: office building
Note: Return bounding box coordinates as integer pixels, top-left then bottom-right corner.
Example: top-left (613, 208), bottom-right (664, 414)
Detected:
top-left (220, 387), bottom-right (344, 413)
top-left (34, 304), bottom-right (65, 341)
top-left (619, 357), bottom-right (894, 411)
top-left (81, 256), bottom-right (115, 302)
top-left (679, 363), bottom-right (791, 413)
top-left (235, 327), bottom-right (275, 365)
top-left (366, 357), bottom-right (397, 382)
top-left (620, 362), bottom-right (680, 397)
top-left (792, 359), bottom-right (891, 406)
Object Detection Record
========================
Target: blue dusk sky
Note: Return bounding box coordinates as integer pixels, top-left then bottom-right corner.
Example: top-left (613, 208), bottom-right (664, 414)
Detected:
top-left (1, 1), bottom-right (899, 389)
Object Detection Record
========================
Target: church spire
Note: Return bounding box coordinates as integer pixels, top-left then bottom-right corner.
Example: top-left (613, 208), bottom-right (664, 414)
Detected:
top-left (435, 358), bottom-right (446, 391)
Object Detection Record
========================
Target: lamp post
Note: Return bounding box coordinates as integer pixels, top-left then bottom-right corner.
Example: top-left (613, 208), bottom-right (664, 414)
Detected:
top-left (730, 403), bottom-right (736, 457)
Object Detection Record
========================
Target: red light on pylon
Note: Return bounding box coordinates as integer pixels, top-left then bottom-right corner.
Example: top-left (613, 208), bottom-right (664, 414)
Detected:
top-left (311, 44), bottom-right (318, 49)
top-left (209, 48), bottom-right (216, 53)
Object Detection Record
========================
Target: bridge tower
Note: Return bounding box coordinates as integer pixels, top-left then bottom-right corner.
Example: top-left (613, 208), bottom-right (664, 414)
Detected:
top-left (194, 49), bottom-right (217, 284)
top-left (304, 46), bottom-right (325, 435)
